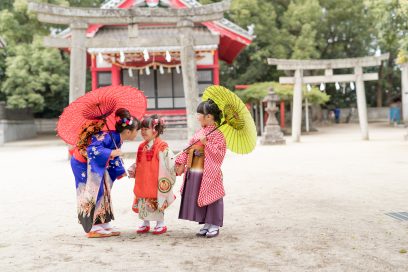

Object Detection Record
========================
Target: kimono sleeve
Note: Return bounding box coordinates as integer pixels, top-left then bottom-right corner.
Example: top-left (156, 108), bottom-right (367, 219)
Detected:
top-left (87, 133), bottom-right (113, 174)
top-left (175, 137), bottom-right (195, 166)
top-left (204, 130), bottom-right (226, 166)
top-left (107, 156), bottom-right (126, 181)
top-left (157, 147), bottom-right (176, 211)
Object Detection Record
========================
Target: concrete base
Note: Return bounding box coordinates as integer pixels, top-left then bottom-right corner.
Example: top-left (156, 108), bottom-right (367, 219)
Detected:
top-left (35, 119), bottom-right (58, 134)
top-left (261, 125), bottom-right (286, 145)
top-left (0, 120), bottom-right (37, 145)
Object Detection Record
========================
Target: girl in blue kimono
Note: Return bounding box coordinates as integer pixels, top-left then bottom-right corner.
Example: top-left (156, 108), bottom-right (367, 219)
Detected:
top-left (70, 108), bottom-right (140, 238)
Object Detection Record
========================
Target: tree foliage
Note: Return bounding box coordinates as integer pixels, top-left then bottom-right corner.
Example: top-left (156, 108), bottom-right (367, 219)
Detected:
top-left (0, 0), bottom-right (104, 116)
top-left (236, 81), bottom-right (329, 105)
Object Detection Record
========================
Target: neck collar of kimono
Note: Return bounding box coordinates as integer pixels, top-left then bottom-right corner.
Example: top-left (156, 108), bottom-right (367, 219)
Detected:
top-left (204, 124), bottom-right (217, 130)
top-left (145, 137), bottom-right (158, 149)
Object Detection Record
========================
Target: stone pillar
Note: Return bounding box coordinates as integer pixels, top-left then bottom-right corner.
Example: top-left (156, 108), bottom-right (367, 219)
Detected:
top-left (355, 66), bottom-right (369, 140)
top-left (69, 22), bottom-right (88, 103)
top-left (400, 63), bottom-right (408, 122)
top-left (292, 69), bottom-right (303, 142)
top-left (178, 20), bottom-right (200, 138)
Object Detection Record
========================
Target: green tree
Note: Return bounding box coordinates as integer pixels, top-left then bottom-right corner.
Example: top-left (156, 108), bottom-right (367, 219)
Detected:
top-left (371, 0), bottom-right (408, 106)
top-left (0, 0), bottom-right (104, 117)
top-left (201, 0), bottom-right (291, 89)
top-left (2, 40), bottom-right (69, 113)
top-left (281, 0), bottom-right (322, 59)
top-left (237, 81), bottom-right (329, 105)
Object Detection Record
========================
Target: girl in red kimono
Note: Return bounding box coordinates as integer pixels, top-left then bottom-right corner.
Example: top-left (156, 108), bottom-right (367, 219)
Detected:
top-left (175, 99), bottom-right (226, 238)
top-left (128, 115), bottom-right (176, 235)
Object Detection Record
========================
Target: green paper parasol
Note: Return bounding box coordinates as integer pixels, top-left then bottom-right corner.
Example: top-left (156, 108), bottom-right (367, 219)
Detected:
top-left (202, 85), bottom-right (257, 154)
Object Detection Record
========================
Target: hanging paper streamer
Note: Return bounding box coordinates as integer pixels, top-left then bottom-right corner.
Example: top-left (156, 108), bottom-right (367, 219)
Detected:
top-left (97, 52), bottom-right (103, 64)
top-left (320, 83), bottom-right (325, 91)
top-left (350, 82), bottom-right (355, 91)
top-left (128, 68), bottom-right (133, 78)
top-left (146, 66), bottom-right (151, 75)
top-left (176, 65), bottom-right (180, 74)
top-left (335, 82), bottom-right (340, 90)
top-left (165, 50), bottom-right (172, 62)
top-left (120, 50), bottom-right (125, 63)
top-left (143, 49), bottom-right (149, 61)
top-left (159, 65), bottom-right (164, 74)
top-left (307, 84), bottom-right (312, 92)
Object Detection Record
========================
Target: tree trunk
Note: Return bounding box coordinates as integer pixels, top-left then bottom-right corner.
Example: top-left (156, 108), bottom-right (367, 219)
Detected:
top-left (376, 62), bottom-right (384, 107)
top-left (385, 54), bottom-right (395, 105)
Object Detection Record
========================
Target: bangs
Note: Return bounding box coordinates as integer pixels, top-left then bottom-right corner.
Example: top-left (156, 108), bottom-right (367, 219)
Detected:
top-left (196, 101), bottom-right (206, 114)
top-left (141, 118), bottom-right (152, 128)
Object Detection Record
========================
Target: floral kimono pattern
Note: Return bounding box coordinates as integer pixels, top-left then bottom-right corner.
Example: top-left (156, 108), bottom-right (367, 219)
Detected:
top-left (70, 131), bottom-right (125, 233)
top-left (129, 138), bottom-right (176, 221)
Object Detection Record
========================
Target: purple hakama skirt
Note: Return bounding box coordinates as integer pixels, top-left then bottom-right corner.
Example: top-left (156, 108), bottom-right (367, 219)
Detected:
top-left (178, 169), bottom-right (224, 227)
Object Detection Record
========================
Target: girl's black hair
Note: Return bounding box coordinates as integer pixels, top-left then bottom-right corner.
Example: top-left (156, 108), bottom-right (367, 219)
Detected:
top-left (141, 114), bottom-right (165, 136)
top-left (115, 108), bottom-right (141, 133)
top-left (196, 99), bottom-right (222, 124)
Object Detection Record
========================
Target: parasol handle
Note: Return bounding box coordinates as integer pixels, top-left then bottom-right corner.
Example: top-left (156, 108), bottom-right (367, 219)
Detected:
top-left (171, 122), bottom-right (226, 160)
top-left (97, 105), bottom-right (129, 178)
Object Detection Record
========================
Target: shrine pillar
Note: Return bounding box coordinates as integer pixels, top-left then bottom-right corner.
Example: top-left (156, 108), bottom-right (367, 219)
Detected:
top-left (69, 22), bottom-right (88, 103)
top-left (292, 69), bottom-right (303, 142)
top-left (355, 66), bottom-right (369, 140)
top-left (179, 20), bottom-right (200, 138)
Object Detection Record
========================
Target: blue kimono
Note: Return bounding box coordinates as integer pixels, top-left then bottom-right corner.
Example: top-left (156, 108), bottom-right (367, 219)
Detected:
top-left (70, 131), bottom-right (125, 233)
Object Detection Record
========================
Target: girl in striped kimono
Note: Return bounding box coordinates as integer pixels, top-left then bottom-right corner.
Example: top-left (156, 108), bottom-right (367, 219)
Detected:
top-left (175, 99), bottom-right (226, 238)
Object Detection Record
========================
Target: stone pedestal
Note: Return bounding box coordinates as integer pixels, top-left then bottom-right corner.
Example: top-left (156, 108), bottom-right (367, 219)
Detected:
top-left (261, 88), bottom-right (286, 145)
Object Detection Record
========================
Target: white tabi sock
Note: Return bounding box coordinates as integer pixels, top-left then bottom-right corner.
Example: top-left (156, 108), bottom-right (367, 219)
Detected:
top-left (141, 220), bottom-right (150, 227)
top-left (90, 224), bottom-right (105, 232)
top-left (90, 224), bottom-right (111, 235)
top-left (208, 224), bottom-right (219, 233)
top-left (99, 222), bottom-right (112, 229)
top-left (203, 223), bottom-right (211, 230)
top-left (155, 221), bottom-right (165, 228)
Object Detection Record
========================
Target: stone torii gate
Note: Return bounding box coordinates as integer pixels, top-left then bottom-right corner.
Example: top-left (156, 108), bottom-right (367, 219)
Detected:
top-left (28, 1), bottom-right (230, 137)
top-left (268, 54), bottom-right (389, 142)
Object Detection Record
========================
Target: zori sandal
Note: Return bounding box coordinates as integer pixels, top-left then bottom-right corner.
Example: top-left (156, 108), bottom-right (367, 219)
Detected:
top-left (152, 226), bottom-right (167, 235)
top-left (86, 228), bottom-right (112, 238)
top-left (136, 226), bottom-right (150, 234)
top-left (205, 229), bottom-right (219, 238)
top-left (196, 228), bottom-right (209, 237)
top-left (105, 227), bottom-right (121, 236)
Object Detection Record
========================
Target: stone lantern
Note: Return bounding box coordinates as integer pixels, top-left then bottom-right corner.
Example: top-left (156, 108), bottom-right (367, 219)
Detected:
top-left (261, 87), bottom-right (286, 145)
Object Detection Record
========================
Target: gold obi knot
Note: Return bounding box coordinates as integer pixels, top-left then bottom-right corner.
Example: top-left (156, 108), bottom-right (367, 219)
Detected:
top-left (186, 145), bottom-right (205, 170)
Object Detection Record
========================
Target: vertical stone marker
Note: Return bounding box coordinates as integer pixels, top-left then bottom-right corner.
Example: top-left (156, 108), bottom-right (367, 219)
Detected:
top-left (261, 88), bottom-right (286, 145)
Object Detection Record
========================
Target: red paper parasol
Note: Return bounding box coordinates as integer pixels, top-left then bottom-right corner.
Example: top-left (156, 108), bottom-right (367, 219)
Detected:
top-left (57, 85), bottom-right (147, 145)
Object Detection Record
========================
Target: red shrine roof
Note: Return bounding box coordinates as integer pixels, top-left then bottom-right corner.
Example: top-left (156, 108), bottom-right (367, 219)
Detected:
top-left (73, 0), bottom-right (253, 64)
